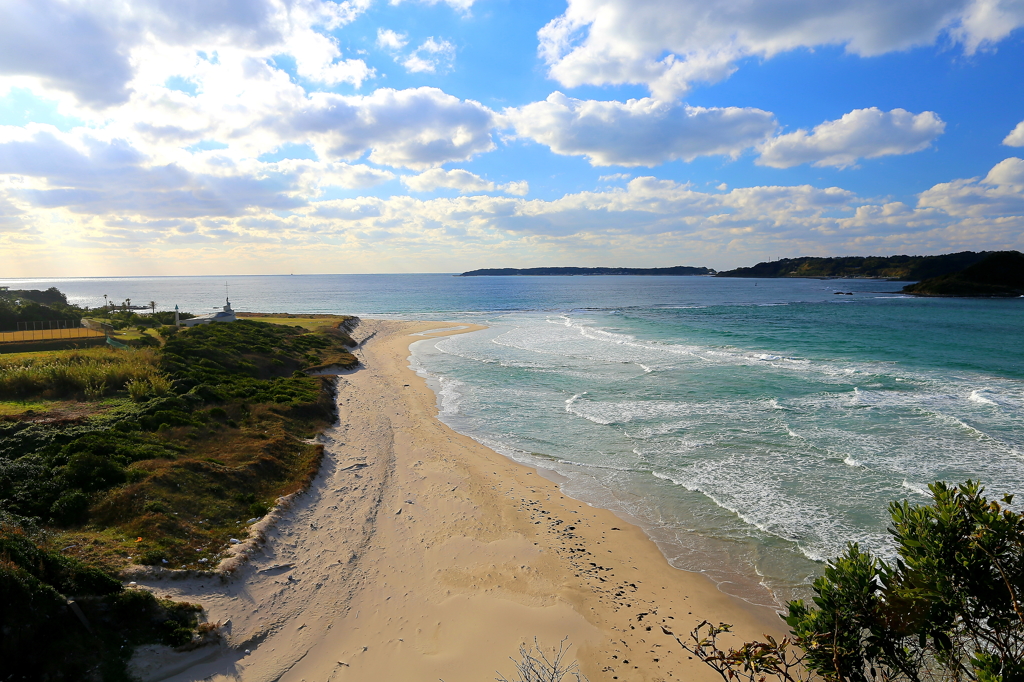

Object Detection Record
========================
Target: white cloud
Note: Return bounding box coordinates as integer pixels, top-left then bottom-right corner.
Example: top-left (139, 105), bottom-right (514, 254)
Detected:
top-left (401, 37), bottom-right (456, 74)
top-left (389, 0), bottom-right (477, 13)
top-left (376, 29), bottom-right (409, 51)
top-left (0, 124), bottom-right (300, 217)
top-left (507, 92), bottom-right (775, 166)
top-left (538, 0), bottom-right (1024, 99)
top-left (401, 168), bottom-right (528, 195)
top-left (917, 157), bottom-right (1024, 217)
top-left (0, 0), bottom-right (373, 106)
top-left (1003, 121), bottom-right (1024, 147)
top-left (280, 87), bottom-right (498, 169)
top-left (757, 108), bottom-right (945, 169)
top-left (0, 123), bottom-right (394, 217)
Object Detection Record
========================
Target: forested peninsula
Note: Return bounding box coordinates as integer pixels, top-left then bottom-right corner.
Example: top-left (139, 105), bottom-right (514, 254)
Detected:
top-left (714, 251), bottom-right (994, 279)
top-left (902, 250), bottom-right (1024, 297)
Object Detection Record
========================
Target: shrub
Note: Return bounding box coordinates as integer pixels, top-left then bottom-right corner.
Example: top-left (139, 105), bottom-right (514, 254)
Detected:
top-left (679, 480), bottom-right (1024, 682)
top-left (50, 490), bottom-right (91, 526)
top-left (0, 348), bottom-right (162, 399)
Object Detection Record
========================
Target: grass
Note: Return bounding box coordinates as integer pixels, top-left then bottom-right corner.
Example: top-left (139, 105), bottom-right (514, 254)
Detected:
top-left (0, 346), bottom-right (161, 399)
top-left (0, 398), bottom-right (52, 416)
top-left (237, 313), bottom-right (356, 332)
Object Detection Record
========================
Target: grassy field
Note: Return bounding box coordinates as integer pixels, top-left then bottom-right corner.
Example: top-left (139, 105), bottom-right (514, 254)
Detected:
top-left (237, 312), bottom-right (356, 331)
top-left (0, 398), bottom-right (52, 416)
top-left (0, 319), bottom-right (359, 679)
top-left (0, 346), bottom-right (162, 398)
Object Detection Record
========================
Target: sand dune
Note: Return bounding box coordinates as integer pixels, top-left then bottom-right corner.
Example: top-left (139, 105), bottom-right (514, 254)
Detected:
top-left (131, 320), bottom-right (781, 682)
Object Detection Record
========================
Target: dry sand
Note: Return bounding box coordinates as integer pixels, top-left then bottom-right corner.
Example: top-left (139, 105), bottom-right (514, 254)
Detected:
top-left (132, 320), bottom-right (783, 682)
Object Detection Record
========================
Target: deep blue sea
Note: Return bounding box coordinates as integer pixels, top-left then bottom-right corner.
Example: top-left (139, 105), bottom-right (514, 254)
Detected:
top-left (5, 274), bottom-right (1022, 606)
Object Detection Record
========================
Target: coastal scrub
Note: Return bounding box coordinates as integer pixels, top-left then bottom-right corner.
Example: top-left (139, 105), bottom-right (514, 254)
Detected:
top-left (0, 306), bottom-right (358, 679)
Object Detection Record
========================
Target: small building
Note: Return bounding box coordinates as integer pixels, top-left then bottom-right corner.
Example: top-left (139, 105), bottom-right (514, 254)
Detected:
top-left (182, 298), bottom-right (237, 327)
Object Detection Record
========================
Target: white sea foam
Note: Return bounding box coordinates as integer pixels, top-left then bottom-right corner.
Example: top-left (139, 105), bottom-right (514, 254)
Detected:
top-left (412, 305), bottom-right (1024, 608)
top-left (901, 480), bottom-right (932, 497)
top-left (651, 468), bottom-right (893, 563)
top-left (437, 377), bottom-right (465, 416)
top-left (969, 389), bottom-right (999, 406)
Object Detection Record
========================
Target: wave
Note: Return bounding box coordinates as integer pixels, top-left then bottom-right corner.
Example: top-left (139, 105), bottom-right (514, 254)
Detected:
top-left (437, 377), bottom-right (465, 416)
top-left (901, 480), bottom-right (932, 497)
top-left (416, 309), bottom-right (1024, 599)
top-left (650, 470), bottom-right (893, 563)
top-left (969, 389), bottom-right (999, 406)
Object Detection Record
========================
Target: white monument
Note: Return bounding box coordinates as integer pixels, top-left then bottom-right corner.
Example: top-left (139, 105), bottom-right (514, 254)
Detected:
top-left (181, 298), bottom-right (238, 327)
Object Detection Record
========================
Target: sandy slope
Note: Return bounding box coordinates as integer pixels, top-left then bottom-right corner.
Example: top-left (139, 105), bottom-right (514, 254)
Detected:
top-left (132, 320), bottom-right (782, 682)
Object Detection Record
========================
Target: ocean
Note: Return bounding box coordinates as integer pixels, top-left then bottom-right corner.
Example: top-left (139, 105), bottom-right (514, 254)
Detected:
top-left (5, 273), bottom-right (1023, 607)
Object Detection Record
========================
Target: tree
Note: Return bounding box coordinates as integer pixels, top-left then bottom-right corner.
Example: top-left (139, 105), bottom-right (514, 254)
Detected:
top-left (150, 301), bottom-right (156, 315)
top-left (677, 481), bottom-right (1023, 682)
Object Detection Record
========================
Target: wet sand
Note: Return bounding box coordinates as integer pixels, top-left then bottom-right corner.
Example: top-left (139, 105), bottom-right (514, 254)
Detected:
top-left (131, 319), bottom-right (782, 682)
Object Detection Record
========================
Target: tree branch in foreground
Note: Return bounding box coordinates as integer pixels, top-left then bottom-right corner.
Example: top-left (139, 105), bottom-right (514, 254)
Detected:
top-left (495, 637), bottom-right (589, 682)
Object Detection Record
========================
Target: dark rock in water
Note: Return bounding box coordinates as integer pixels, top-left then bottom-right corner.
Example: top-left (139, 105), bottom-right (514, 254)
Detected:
top-left (902, 251), bottom-right (1024, 297)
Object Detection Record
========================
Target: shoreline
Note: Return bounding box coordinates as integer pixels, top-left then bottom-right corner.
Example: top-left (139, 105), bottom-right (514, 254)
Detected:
top-left (132, 319), bottom-right (781, 682)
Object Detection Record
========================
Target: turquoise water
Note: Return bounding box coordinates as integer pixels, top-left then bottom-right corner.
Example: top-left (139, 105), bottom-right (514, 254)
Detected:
top-left (6, 274), bottom-right (1023, 605)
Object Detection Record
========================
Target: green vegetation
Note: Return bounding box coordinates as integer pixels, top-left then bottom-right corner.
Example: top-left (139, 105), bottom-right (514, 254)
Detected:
top-left (0, 287), bottom-right (86, 329)
top-left (91, 308), bottom-right (195, 332)
top-left (678, 480), bottom-right (1023, 682)
top-left (716, 252), bottom-right (993, 279)
top-left (0, 304), bottom-right (358, 679)
top-left (0, 347), bottom-right (163, 398)
top-left (902, 251), bottom-right (1024, 297)
top-left (237, 312), bottom-right (359, 332)
top-left (2, 513), bottom-right (205, 680)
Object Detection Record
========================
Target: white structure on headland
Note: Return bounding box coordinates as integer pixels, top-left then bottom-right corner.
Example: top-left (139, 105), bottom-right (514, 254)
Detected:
top-left (182, 298), bottom-right (237, 327)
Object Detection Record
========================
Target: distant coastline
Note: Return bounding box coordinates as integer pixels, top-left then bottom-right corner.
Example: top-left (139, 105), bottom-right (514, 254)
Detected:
top-left (714, 251), bottom-right (993, 280)
top-left (458, 266), bottom-right (715, 276)
top-left (458, 252), bottom-right (1020, 290)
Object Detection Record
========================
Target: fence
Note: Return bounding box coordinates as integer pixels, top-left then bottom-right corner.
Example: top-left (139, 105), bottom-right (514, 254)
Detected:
top-left (0, 319), bottom-right (105, 344)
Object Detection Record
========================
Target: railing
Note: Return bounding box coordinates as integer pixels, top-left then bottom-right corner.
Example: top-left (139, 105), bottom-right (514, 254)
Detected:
top-left (0, 319), bottom-right (105, 343)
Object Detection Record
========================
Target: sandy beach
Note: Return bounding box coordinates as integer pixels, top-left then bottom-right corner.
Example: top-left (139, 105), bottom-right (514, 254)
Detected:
top-left (132, 319), bottom-right (782, 682)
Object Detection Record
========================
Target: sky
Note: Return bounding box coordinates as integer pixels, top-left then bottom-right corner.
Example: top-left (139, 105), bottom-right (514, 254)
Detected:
top-left (0, 0), bottom-right (1023, 275)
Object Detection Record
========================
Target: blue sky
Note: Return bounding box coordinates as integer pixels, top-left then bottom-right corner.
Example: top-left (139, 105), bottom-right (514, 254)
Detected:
top-left (0, 0), bottom-right (1022, 275)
